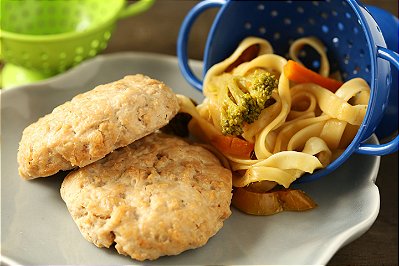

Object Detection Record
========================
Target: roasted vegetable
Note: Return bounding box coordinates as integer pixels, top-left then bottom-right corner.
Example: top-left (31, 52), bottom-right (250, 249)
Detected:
top-left (284, 60), bottom-right (343, 92)
top-left (210, 134), bottom-right (254, 158)
top-left (216, 69), bottom-right (278, 136)
top-left (232, 187), bottom-right (317, 215)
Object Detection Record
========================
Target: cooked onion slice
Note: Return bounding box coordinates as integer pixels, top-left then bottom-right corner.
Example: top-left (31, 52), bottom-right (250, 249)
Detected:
top-left (232, 187), bottom-right (317, 215)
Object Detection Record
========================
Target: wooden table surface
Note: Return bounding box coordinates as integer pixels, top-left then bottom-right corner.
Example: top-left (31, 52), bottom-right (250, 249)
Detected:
top-left (105, 1), bottom-right (398, 265)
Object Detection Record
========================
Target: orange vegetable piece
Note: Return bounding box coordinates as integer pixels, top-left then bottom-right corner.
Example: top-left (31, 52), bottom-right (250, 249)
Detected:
top-left (210, 135), bottom-right (254, 158)
top-left (232, 187), bottom-right (317, 215)
top-left (284, 60), bottom-right (343, 92)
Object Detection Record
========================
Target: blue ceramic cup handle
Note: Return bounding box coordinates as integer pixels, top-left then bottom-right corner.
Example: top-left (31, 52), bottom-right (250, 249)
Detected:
top-left (356, 47), bottom-right (399, 155)
top-left (177, 0), bottom-right (225, 91)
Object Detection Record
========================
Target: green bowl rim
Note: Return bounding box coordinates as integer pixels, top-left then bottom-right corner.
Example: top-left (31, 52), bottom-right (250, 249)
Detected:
top-left (0, 0), bottom-right (124, 42)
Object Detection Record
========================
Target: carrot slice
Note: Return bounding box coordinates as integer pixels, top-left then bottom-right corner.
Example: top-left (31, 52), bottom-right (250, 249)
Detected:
top-left (210, 135), bottom-right (254, 158)
top-left (284, 60), bottom-right (343, 92)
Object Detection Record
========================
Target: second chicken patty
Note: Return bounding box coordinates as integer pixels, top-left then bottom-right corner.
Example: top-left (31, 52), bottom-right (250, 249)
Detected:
top-left (60, 132), bottom-right (232, 261)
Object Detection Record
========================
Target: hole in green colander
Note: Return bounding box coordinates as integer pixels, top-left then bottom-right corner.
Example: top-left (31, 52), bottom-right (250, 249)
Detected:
top-left (47, 5), bottom-right (56, 14)
top-left (36, 7), bottom-right (44, 15)
top-left (88, 49), bottom-right (97, 57)
top-left (21, 9), bottom-right (30, 18)
top-left (74, 55), bottom-right (83, 64)
top-left (99, 42), bottom-right (107, 50)
top-left (62, 6), bottom-right (70, 15)
top-left (91, 40), bottom-right (100, 48)
top-left (103, 31), bottom-right (111, 41)
top-left (59, 52), bottom-right (67, 59)
top-left (75, 47), bottom-right (84, 54)
top-left (25, 22), bottom-right (34, 31)
top-left (58, 63), bottom-right (68, 72)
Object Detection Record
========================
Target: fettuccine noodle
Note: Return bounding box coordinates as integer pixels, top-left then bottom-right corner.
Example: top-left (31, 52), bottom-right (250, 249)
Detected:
top-left (178, 36), bottom-right (370, 191)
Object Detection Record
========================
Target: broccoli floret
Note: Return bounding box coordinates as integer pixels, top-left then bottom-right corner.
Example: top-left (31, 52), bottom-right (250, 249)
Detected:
top-left (245, 70), bottom-right (279, 113)
top-left (218, 69), bottom-right (278, 136)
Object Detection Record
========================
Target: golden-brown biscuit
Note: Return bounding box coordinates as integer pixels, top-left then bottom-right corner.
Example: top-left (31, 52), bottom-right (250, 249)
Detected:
top-left (60, 133), bottom-right (232, 261)
top-left (17, 74), bottom-right (179, 179)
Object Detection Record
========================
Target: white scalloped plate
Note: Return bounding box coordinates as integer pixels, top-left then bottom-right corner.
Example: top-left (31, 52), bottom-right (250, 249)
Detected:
top-left (0, 53), bottom-right (380, 265)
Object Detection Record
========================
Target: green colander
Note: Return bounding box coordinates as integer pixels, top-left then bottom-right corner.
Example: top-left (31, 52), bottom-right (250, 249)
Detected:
top-left (0, 0), bottom-right (154, 89)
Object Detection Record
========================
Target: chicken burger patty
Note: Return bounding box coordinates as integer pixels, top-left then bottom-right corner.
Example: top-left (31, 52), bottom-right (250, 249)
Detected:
top-left (17, 74), bottom-right (179, 179)
top-left (60, 133), bottom-right (232, 261)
